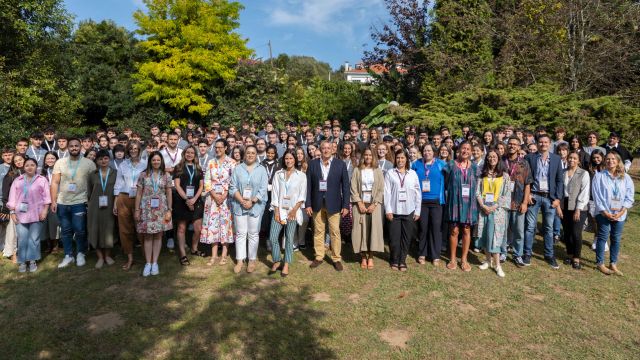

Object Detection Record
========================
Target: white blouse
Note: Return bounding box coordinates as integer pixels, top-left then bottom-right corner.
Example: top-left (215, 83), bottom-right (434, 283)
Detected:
top-left (113, 158), bottom-right (148, 195)
top-left (270, 169), bottom-right (307, 225)
top-left (383, 168), bottom-right (421, 216)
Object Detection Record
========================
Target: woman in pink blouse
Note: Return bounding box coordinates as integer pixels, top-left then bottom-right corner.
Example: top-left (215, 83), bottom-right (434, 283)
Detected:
top-left (7, 158), bottom-right (51, 273)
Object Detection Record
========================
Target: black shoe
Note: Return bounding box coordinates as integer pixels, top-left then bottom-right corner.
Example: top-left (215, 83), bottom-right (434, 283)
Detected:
top-left (545, 256), bottom-right (560, 270)
top-left (309, 259), bottom-right (323, 269)
top-left (522, 255), bottom-right (531, 266)
top-left (563, 257), bottom-right (572, 265)
top-left (298, 244), bottom-right (306, 250)
top-left (334, 261), bottom-right (344, 271)
top-left (572, 261), bottom-right (582, 270)
top-left (513, 256), bottom-right (525, 267)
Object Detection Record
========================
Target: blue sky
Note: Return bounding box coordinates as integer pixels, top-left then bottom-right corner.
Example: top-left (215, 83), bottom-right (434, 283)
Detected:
top-left (63, 0), bottom-right (391, 69)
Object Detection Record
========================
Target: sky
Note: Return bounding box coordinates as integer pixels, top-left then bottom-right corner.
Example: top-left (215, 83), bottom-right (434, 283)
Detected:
top-left (63, 0), bottom-right (391, 69)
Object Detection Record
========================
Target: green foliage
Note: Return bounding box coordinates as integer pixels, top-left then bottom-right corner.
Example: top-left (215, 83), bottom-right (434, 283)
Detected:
top-left (133, 0), bottom-right (253, 118)
top-left (268, 54), bottom-right (333, 85)
top-left (407, 84), bottom-right (640, 150)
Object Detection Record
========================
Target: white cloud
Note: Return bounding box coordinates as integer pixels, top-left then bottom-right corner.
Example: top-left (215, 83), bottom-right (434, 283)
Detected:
top-left (132, 0), bottom-right (147, 10)
top-left (269, 0), bottom-right (383, 36)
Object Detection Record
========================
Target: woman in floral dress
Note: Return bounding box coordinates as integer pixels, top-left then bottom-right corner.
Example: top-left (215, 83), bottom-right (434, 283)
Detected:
top-left (200, 139), bottom-right (236, 266)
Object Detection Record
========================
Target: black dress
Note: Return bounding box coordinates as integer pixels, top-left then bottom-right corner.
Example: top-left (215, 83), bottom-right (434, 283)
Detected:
top-left (172, 165), bottom-right (204, 221)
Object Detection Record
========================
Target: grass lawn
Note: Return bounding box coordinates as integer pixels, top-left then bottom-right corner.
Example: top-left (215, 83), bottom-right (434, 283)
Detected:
top-left (1, 182), bottom-right (639, 359)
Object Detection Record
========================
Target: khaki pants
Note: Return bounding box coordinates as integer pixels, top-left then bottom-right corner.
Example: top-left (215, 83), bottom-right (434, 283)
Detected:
top-left (313, 208), bottom-right (341, 262)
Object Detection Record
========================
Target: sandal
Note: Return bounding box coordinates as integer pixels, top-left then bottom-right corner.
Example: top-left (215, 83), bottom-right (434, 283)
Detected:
top-left (360, 258), bottom-right (367, 269)
top-left (399, 264), bottom-right (408, 272)
top-left (446, 261), bottom-right (457, 270)
top-left (269, 262), bottom-right (281, 275)
top-left (418, 256), bottom-right (426, 265)
top-left (390, 264), bottom-right (399, 271)
top-left (219, 256), bottom-right (228, 266)
top-left (207, 256), bottom-right (218, 266)
top-left (179, 256), bottom-right (190, 266)
top-left (191, 250), bottom-right (205, 257)
top-left (461, 262), bottom-right (472, 272)
top-left (367, 258), bottom-right (374, 270)
top-left (122, 261), bottom-right (133, 271)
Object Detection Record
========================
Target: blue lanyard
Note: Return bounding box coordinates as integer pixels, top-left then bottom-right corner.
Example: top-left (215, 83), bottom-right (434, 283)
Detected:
top-left (537, 155), bottom-right (549, 179)
top-left (185, 164), bottom-right (195, 186)
top-left (609, 171), bottom-right (621, 198)
top-left (130, 161), bottom-right (141, 186)
top-left (69, 158), bottom-right (81, 180)
top-left (22, 175), bottom-right (36, 200)
top-left (281, 170), bottom-right (293, 195)
top-left (99, 168), bottom-right (110, 194)
top-left (151, 171), bottom-right (160, 194)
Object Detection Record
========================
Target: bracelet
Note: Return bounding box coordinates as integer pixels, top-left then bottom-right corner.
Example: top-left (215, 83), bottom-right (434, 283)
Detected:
top-left (9, 211), bottom-right (15, 214)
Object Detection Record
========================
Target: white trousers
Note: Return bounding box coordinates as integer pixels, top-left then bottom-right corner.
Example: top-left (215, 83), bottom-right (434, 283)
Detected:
top-left (234, 215), bottom-right (261, 261)
top-left (2, 218), bottom-right (17, 257)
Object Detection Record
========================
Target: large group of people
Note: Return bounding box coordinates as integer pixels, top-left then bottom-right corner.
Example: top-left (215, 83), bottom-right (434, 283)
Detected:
top-left (0, 120), bottom-right (634, 278)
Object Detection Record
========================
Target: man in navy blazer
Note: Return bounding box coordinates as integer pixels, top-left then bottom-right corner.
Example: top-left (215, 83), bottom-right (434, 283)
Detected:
top-left (523, 134), bottom-right (564, 269)
top-left (306, 141), bottom-right (350, 271)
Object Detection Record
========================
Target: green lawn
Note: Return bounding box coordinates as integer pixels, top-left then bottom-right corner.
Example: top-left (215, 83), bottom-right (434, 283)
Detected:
top-left (1, 183), bottom-right (639, 359)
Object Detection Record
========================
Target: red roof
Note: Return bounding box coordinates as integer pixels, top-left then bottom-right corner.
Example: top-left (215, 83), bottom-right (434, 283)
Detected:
top-left (345, 63), bottom-right (407, 75)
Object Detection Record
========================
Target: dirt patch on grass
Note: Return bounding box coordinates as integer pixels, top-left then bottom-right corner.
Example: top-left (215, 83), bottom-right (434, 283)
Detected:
top-left (87, 312), bottom-right (124, 334)
top-left (626, 298), bottom-right (638, 311)
top-left (348, 293), bottom-right (361, 303)
top-left (453, 300), bottom-right (476, 314)
top-left (429, 290), bottom-right (443, 298)
top-left (37, 350), bottom-right (53, 359)
top-left (256, 278), bottom-right (278, 288)
top-left (397, 290), bottom-right (410, 299)
top-left (525, 293), bottom-right (546, 302)
top-left (379, 328), bottom-right (412, 349)
top-left (312, 292), bottom-right (331, 302)
top-left (551, 284), bottom-right (586, 301)
top-left (236, 292), bottom-right (257, 306)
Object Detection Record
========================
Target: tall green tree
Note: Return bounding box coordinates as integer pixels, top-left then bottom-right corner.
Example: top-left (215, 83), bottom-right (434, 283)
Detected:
top-left (133, 0), bottom-right (253, 121)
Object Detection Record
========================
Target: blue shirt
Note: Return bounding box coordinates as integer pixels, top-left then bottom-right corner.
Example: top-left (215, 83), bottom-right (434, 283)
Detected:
top-left (592, 170), bottom-right (635, 222)
top-left (229, 162), bottom-right (268, 217)
top-left (412, 158), bottom-right (446, 204)
top-left (534, 155), bottom-right (550, 192)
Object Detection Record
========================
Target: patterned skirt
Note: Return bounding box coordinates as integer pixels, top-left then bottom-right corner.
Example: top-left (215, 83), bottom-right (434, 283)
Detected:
top-left (200, 196), bottom-right (234, 244)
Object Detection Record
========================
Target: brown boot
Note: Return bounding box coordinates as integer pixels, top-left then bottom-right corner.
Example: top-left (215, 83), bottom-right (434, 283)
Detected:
top-left (597, 264), bottom-right (612, 275)
top-left (609, 264), bottom-right (623, 276)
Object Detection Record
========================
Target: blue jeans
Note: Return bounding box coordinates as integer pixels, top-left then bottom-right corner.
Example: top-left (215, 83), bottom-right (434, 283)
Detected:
top-left (553, 214), bottom-right (561, 237)
top-left (57, 203), bottom-right (88, 256)
top-left (16, 222), bottom-right (44, 263)
top-left (504, 210), bottom-right (525, 257)
top-left (524, 194), bottom-right (556, 258)
top-left (595, 214), bottom-right (625, 265)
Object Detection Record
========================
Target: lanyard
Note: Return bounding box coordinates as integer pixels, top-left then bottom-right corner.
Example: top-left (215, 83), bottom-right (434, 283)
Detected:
top-left (379, 160), bottom-right (386, 170)
top-left (99, 168), bottom-right (110, 194)
top-left (345, 159), bottom-right (351, 171)
top-left (114, 159), bottom-right (122, 171)
top-left (45, 140), bottom-right (56, 152)
top-left (506, 157), bottom-right (520, 177)
top-left (537, 155), bottom-right (549, 179)
top-left (423, 159), bottom-right (434, 178)
top-left (58, 150), bottom-right (68, 158)
top-left (22, 175), bottom-right (36, 200)
top-left (199, 154), bottom-right (208, 168)
top-left (150, 171), bottom-right (160, 194)
top-left (244, 164), bottom-right (254, 186)
top-left (455, 161), bottom-right (469, 184)
top-left (185, 164), bottom-right (195, 186)
top-left (30, 146), bottom-right (41, 162)
top-left (395, 169), bottom-right (407, 188)
top-left (46, 168), bottom-right (52, 183)
top-left (486, 175), bottom-right (496, 194)
top-left (265, 161), bottom-right (276, 181)
top-left (609, 171), bottom-right (621, 198)
top-left (69, 158), bottom-right (81, 181)
top-left (166, 149), bottom-right (178, 166)
top-left (130, 161), bottom-right (141, 186)
top-left (281, 170), bottom-right (294, 195)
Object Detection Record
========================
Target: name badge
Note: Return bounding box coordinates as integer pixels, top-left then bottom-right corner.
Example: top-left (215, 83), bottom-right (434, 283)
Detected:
top-left (611, 198), bottom-right (623, 211)
top-left (485, 193), bottom-right (495, 203)
top-left (422, 180), bottom-right (431, 193)
top-left (67, 182), bottom-right (77, 193)
top-left (18, 202), bottom-right (28, 213)
top-left (129, 187), bottom-right (137, 198)
top-left (509, 181), bottom-right (515, 192)
top-left (214, 184), bottom-right (223, 194)
top-left (98, 195), bottom-right (108, 208)
top-left (186, 186), bottom-right (195, 198)
top-left (243, 187), bottom-right (252, 199)
top-left (398, 190), bottom-right (407, 202)
top-left (268, 184), bottom-right (273, 192)
top-left (462, 184), bottom-right (471, 198)
top-left (150, 197), bottom-right (160, 209)
top-left (539, 179), bottom-right (549, 192)
top-left (362, 191), bottom-right (372, 203)
top-left (319, 180), bottom-right (327, 192)
top-left (282, 196), bottom-right (292, 209)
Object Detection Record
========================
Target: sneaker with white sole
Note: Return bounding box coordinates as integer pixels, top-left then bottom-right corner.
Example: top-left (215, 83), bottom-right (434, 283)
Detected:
top-left (29, 261), bottom-right (37, 272)
top-left (76, 253), bottom-right (86, 267)
top-left (479, 262), bottom-right (490, 270)
top-left (58, 255), bottom-right (75, 268)
top-left (151, 263), bottom-right (159, 275)
top-left (18, 263), bottom-right (27, 273)
top-left (167, 238), bottom-right (175, 249)
top-left (496, 266), bottom-right (505, 278)
top-left (142, 263), bottom-right (152, 277)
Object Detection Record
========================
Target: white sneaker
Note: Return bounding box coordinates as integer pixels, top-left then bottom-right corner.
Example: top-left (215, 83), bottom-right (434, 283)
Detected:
top-left (151, 263), bottom-right (159, 276)
top-left (29, 261), bottom-right (37, 272)
top-left (18, 263), bottom-right (27, 273)
top-left (479, 262), bottom-right (490, 270)
top-left (142, 263), bottom-right (152, 277)
top-left (76, 253), bottom-right (86, 267)
top-left (95, 258), bottom-right (104, 269)
top-left (605, 242), bottom-right (609, 252)
top-left (591, 242), bottom-right (597, 251)
top-left (496, 266), bottom-right (505, 278)
top-left (167, 238), bottom-right (175, 249)
top-left (58, 255), bottom-right (75, 268)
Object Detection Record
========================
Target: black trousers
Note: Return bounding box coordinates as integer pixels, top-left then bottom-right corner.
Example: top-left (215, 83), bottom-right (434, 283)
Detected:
top-left (389, 212), bottom-right (416, 266)
top-left (418, 201), bottom-right (443, 261)
top-left (562, 199), bottom-right (588, 259)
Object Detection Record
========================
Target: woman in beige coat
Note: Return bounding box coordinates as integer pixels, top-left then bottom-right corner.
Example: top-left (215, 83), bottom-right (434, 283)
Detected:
top-left (351, 148), bottom-right (385, 270)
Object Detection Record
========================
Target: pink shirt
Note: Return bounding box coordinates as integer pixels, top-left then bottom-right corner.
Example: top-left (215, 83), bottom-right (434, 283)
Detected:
top-left (6, 174), bottom-right (51, 223)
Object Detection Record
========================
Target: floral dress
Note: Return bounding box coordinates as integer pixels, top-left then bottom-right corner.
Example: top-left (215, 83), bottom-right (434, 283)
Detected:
top-left (445, 161), bottom-right (480, 225)
top-left (476, 173), bottom-right (512, 253)
top-left (136, 171), bottom-right (173, 234)
top-left (200, 156), bottom-right (236, 244)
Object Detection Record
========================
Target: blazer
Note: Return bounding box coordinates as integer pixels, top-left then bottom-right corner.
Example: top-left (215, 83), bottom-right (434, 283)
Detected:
top-left (525, 152), bottom-right (564, 201)
top-left (306, 157), bottom-right (350, 214)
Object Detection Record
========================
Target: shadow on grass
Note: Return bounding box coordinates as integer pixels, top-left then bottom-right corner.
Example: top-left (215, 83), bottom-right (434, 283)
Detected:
top-left (0, 250), bottom-right (337, 359)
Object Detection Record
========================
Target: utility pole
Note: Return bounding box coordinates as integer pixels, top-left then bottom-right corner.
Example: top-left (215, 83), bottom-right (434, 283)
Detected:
top-left (268, 40), bottom-right (273, 66)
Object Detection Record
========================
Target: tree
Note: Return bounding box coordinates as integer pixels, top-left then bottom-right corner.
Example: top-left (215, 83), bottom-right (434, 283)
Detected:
top-left (268, 54), bottom-right (333, 84)
top-left (363, 0), bottom-right (432, 104)
top-left (133, 0), bottom-right (253, 121)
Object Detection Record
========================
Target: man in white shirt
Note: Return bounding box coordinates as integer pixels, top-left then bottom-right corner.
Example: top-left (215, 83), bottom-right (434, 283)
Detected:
top-left (160, 132), bottom-right (182, 250)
